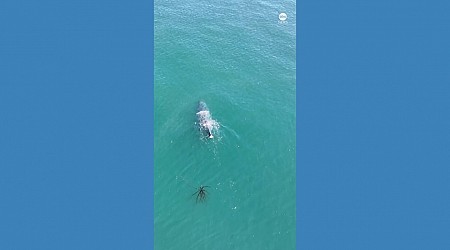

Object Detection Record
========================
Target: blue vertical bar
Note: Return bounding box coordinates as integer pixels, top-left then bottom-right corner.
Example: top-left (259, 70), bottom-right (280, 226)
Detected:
top-left (0, 0), bottom-right (154, 248)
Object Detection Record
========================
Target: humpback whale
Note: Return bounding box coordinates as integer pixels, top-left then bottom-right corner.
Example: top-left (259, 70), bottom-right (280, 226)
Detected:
top-left (196, 101), bottom-right (217, 139)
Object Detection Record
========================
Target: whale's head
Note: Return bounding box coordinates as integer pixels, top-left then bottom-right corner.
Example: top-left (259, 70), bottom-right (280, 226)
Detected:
top-left (198, 101), bottom-right (208, 112)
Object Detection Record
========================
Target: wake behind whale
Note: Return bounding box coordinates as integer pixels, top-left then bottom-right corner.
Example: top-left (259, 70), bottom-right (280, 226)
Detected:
top-left (196, 101), bottom-right (219, 139)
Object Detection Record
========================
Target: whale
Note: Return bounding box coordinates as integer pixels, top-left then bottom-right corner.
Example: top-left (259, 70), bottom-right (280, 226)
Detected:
top-left (196, 101), bottom-right (216, 139)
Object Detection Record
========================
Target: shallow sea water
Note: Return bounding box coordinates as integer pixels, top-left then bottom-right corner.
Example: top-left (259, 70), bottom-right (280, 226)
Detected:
top-left (155, 1), bottom-right (296, 249)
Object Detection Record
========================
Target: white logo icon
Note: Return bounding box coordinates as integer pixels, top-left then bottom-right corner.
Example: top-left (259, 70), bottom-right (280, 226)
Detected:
top-left (279, 12), bottom-right (287, 21)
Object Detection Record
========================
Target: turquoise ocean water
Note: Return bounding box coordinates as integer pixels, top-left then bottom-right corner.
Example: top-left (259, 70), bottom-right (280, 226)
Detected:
top-left (155, 1), bottom-right (296, 249)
